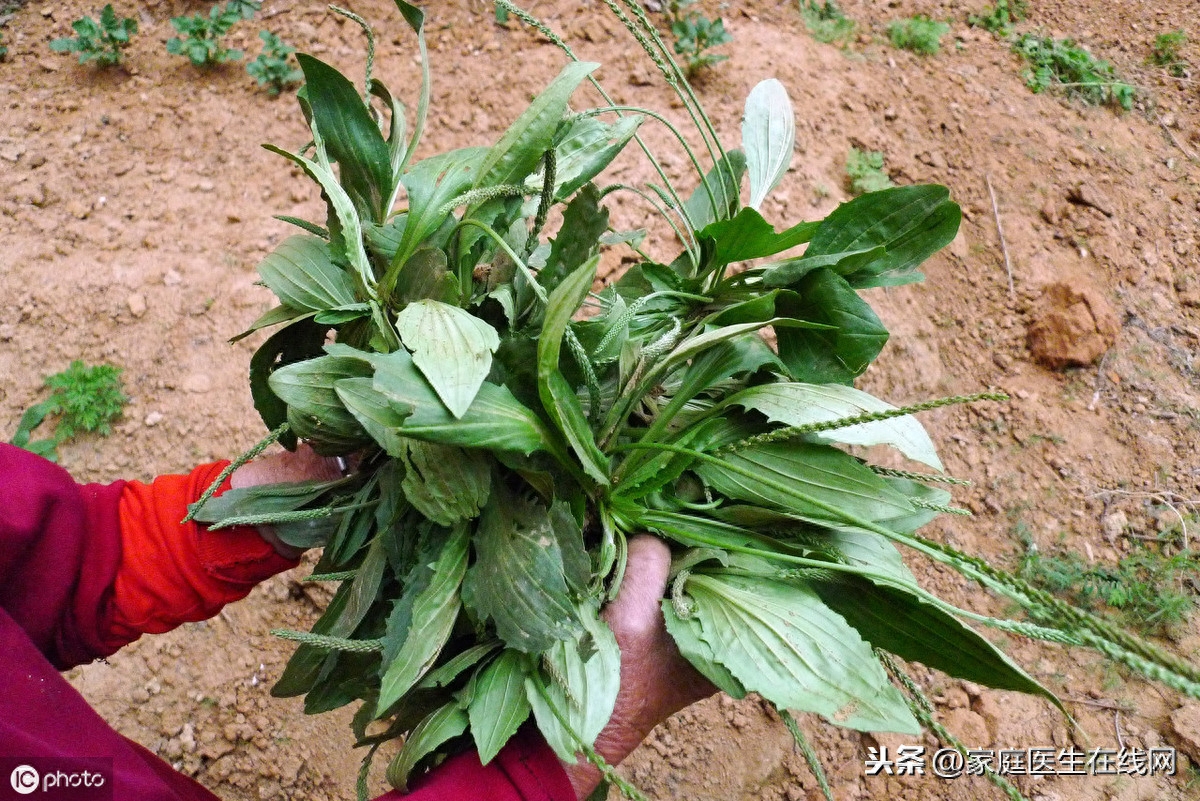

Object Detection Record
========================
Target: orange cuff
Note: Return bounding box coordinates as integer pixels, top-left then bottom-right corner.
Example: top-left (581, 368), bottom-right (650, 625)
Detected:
top-left (102, 462), bottom-right (300, 650)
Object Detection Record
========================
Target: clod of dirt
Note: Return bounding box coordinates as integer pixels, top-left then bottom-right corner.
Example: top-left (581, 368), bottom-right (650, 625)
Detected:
top-left (1067, 182), bottom-right (1115, 217)
top-left (1026, 281), bottom-right (1120, 368)
top-left (1167, 703), bottom-right (1200, 761)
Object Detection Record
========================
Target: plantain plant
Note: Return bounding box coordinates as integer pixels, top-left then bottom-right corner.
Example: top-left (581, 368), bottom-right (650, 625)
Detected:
top-left (191, 2), bottom-right (1200, 798)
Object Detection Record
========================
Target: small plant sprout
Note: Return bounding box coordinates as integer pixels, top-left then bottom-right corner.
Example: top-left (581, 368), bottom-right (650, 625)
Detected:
top-left (166, 1), bottom-right (246, 66)
top-left (1013, 34), bottom-right (1135, 110)
top-left (247, 31), bottom-right (302, 95)
top-left (845, 147), bottom-right (893, 195)
top-left (9, 361), bottom-right (128, 461)
top-left (225, 0), bottom-right (262, 21)
top-left (888, 15), bottom-right (950, 56)
top-left (798, 0), bottom-right (855, 45)
top-left (1150, 30), bottom-right (1189, 78)
top-left (967, 0), bottom-right (1028, 36)
top-left (49, 4), bottom-right (138, 67)
top-left (667, 1), bottom-right (733, 78)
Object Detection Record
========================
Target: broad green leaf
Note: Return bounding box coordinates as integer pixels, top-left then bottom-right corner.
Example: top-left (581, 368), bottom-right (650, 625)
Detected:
top-left (297, 53), bottom-right (393, 222)
top-left (391, 246), bottom-right (459, 306)
top-left (537, 256), bottom-right (609, 485)
top-left (775, 268), bottom-right (888, 384)
top-left (231, 304), bottom-right (311, 343)
top-left (814, 576), bottom-right (1059, 706)
top-left (823, 526), bottom-right (917, 586)
top-left (694, 441), bottom-right (914, 526)
top-left (377, 523), bottom-right (470, 714)
top-left (686, 572), bottom-right (918, 733)
top-left (386, 702), bottom-right (468, 791)
top-left (334, 377), bottom-right (411, 456)
top-left (257, 235), bottom-right (358, 312)
top-left (313, 305), bottom-right (370, 325)
top-left (743, 79), bottom-right (795, 210)
top-left (475, 61), bottom-right (599, 190)
top-left (398, 440), bottom-right (491, 526)
top-left (525, 603), bottom-right (620, 761)
top-left (699, 207), bottom-right (818, 267)
top-left (469, 650), bottom-right (533, 764)
top-left (683, 150), bottom-right (746, 232)
top-left (760, 245), bottom-right (886, 288)
top-left (541, 184), bottom-right (608, 293)
top-left (461, 488), bottom-right (583, 653)
top-left (370, 347), bottom-right (550, 454)
top-left (545, 114), bottom-right (643, 199)
top-left (390, 147), bottom-right (489, 276)
top-left (189, 479), bottom-right (341, 525)
top-left (418, 642), bottom-right (501, 689)
top-left (721, 382), bottom-right (943, 470)
top-left (783, 185), bottom-right (960, 289)
top-left (661, 603), bottom-right (747, 698)
top-left (247, 318), bottom-right (327, 449)
top-left (364, 215), bottom-right (408, 262)
top-left (396, 299), bottom-right (500, 418)
top-left (873, 476), bottom-right (953, 534)
top-left (268, 355), bottom-right (374, 453)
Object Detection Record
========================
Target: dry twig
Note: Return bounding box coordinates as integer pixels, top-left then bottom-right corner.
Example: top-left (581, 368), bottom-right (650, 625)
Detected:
top-left (985, 174), bottom-right (1014, 298)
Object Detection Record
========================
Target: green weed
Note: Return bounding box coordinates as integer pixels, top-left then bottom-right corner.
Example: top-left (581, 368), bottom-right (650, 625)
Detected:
top-left (48, 4), bottom-right (138, 67)
top-left (1012, 34), bottom-right (1135, 110)
top-left (9, 361), bottom-right (128, 461)
top-left (967, 0), bottom-right (1027, 36)
top-left (667, 1), bottom-right (732, 78)
top-left (166, 2), bottom-right (247, 66)
top-left (798, 0), bottom-right (855, 45)
top-left (224, 0), bottom-right (261, 21)
top-left (0, 31), bottom-right (7, 62)
top-left (887, 16), bottom-right (949, 56)
top-left (1149, 30), bottom-right (1189, 78)
top-left (845, 147), bottom-right (893, 195)
top-left (247, 30), bottom-right (302, 95)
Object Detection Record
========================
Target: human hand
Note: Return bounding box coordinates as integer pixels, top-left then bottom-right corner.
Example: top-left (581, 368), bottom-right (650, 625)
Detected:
top-left (563, 535), bottom-right (717, 798)
top-left (228, 445), bottom-right (344, 559)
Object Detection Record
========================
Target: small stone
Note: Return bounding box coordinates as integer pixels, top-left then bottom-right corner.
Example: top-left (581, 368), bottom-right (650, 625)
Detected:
top-left (1067, 182), bottom-right (1115, 217)
top-left (163, 269), bottom-right (182, 286)
top-left (131, 687), bottom-right (150, 704)
top-left (883, 107), bottom-right (898, 121)
top-left (1101, 510), bottom-right (1127, 541)
top-left (183, 373), bottom-right (212, 394)
top-left (144, 411), bottom-right (164, 426)
top-left (39, 59), bottom-right (60, 73)
top-left (197, 179), bottom-right (215, 192)
top-left (127, 293), bottom-right (147, 318)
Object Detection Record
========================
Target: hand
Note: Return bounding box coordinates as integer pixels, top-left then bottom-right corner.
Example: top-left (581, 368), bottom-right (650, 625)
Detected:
top-left (563, 535), bottom-right (717, 798)
top-left (228, 445), bottom-right (344, 559)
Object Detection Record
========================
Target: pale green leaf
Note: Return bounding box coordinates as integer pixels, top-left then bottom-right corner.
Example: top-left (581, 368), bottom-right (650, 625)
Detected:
top-left (334, 377), bottom-right (411, 456)
top-left (257, 235), bottom-right (358, 312)
top-left (743, 79), bottom-right (795, 210)
top-left (385, 701), bottom-right (468, 791)
top-left (661, 603), bottom-right (747, 698)
top-left (399, 440), bottom-right (491, 526)
top-left (396, 299), bottom-right (500, 418)
top-left (268, 355), bottom-right (374, 453)
top-left (469, 650), bottom-right (533, 764)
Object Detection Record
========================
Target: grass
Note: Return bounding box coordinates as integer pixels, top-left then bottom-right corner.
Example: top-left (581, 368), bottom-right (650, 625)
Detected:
top-left (1149, 30), bottom-right (1189, 78)
top-left (844, 147), bottom-right (893, 195)
top-left (798, 0), bottom-right (855, 45)
top-left (8, 360), bottom-right (128, 461)
top-left (967, 0), bottom-right (1027, 36)
top-left (887, 16), bottom-right (949, 56)
top-left (1012, 34), bottom-right (1135, 110)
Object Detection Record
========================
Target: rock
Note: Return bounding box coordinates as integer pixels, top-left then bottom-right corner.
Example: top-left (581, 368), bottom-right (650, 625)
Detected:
top-left (949, 229), bottom-right (969, 261)
top-left (163, 269), bottom-right (182, 286)
top-left (1067, 182), bottom-right (1114, 217)
top-left (1168, 704), bottom-right (1200, 761)
top-left (1026, 281), bottom-right (1120, 368)
top-left (1101, 510), bottom-right (1127, 541)
top-left (127, 293), bottom-right (147, 318)
top-left (144, 411), bottom-right (164, 426)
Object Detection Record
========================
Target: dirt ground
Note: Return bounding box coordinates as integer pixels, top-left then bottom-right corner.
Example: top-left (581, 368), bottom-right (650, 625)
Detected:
top-left (3, 0), bottom-right (1200, 799)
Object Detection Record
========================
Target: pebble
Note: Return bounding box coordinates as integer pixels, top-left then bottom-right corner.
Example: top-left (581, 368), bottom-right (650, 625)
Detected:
top-left (163, 269), bottom-right (182, 286)
top-left (144, 411), bottom-right (164, 426)
top-left (127, 293), bottom-right (147, 318)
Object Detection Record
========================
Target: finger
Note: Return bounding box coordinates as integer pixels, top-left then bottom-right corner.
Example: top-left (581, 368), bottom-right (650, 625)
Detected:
top-left (603, 535), bottom-right (671, 637)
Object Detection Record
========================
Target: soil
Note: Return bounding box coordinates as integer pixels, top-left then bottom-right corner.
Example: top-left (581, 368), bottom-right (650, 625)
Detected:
top-left (3, 0), bottom-right (1200, 799)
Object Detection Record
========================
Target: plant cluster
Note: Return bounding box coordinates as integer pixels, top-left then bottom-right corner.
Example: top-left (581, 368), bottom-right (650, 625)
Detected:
top-left (887, 15), bottom-right (949, 56)
top-left (666, 0), bottom-right (732, 77)
top-left (798, 0), bottom-right (855, 45)
top-left (967, 0), bottom-right (1027, 36)
top-left (9, 361), bottom-right (128, 461)
top-left (48, 3), bottom-right (137, 67)
top-left (247, 30), bottom-right (302, 95)
top-left (190, 2), bottom-right (1200, 797)
top-left (1149, 29), bottom-right (1189, 78)
top-left (845, 147), bottom-right (893, 195)
top-left (166, 0), bottom-right (259, 66)
top-left (1013, 33), bottom-right (1135, 110)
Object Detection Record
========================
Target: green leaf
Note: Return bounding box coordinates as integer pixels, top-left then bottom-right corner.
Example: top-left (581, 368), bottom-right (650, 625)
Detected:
top-left (541, 184), bottom-right (608, 293)
top-left (760, 245), bottom-right (886, 288)
top-left (391, 246), bottom-right (459, 306)
top-left (248, 319), bottom-right (328, 449)
top-left (296, 53), bottom-right (393, 222)
top-left (694, 441), bottom-right (914, 526)
top-left (386, 701), bottom-right (468, 791)
top-left (775, 268), bottom-right (888, 384)
top-left (399, 440), bottom-right (491, 526)
top-left (682, 150), bottom-right (746, 232)
top-left (469, 650), bottom-right (533, 764)
top-left (661, 603), bottom-right (747, 698)
top-left (546, 114), bottom-right (643, 199)
top-left (396, 299), bottom-right (500, 418)
top-left (418, 642), bottom-right (501, 689)
top-left (268, 355), bottom-right (374, 453)
top-left (742, 79), bottom-right (794, 210)
top-left (475, 61), bottom-right (599, 191)
top-left (392, 0), bottom-right (430, 174)
top-left (461, 487), bottom-right (583, 653)
top-left (390, 146), bottom-right (489, 276)
top-left (257, 235), bottom-right (359, 312)
top-left (685, 572), bottom-right (918, 733)
top-left (368, 77), bottom-right (407, 184)
top-left (370, 347), bottom-right (550, 454)
top-left (814, 575), bottom-right (1059, 706)
top-left (525, 603), bottom-right (620, 761)
top-left (334, 377), bottom-right (411, 456)
top-left (377, 523), bottom-right (470, 714)
top-left (537, 256), bottom-right (609, 485)
top-left (699, 207), bottom-right (817, 267)
top-left (721, 382), bottom-right (943, 470)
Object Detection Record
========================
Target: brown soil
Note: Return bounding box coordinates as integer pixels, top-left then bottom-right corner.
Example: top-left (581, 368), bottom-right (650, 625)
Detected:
top-left (3, 1), bottom-right (1200, 799)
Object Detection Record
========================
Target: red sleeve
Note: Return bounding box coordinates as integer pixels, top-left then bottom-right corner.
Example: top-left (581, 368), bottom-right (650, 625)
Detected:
top-left (376, 728), bottom-right (575, 801)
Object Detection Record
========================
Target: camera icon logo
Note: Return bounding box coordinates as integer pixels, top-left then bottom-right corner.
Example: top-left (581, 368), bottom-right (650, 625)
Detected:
top-left (10, 764), bottom-right (39, 795)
